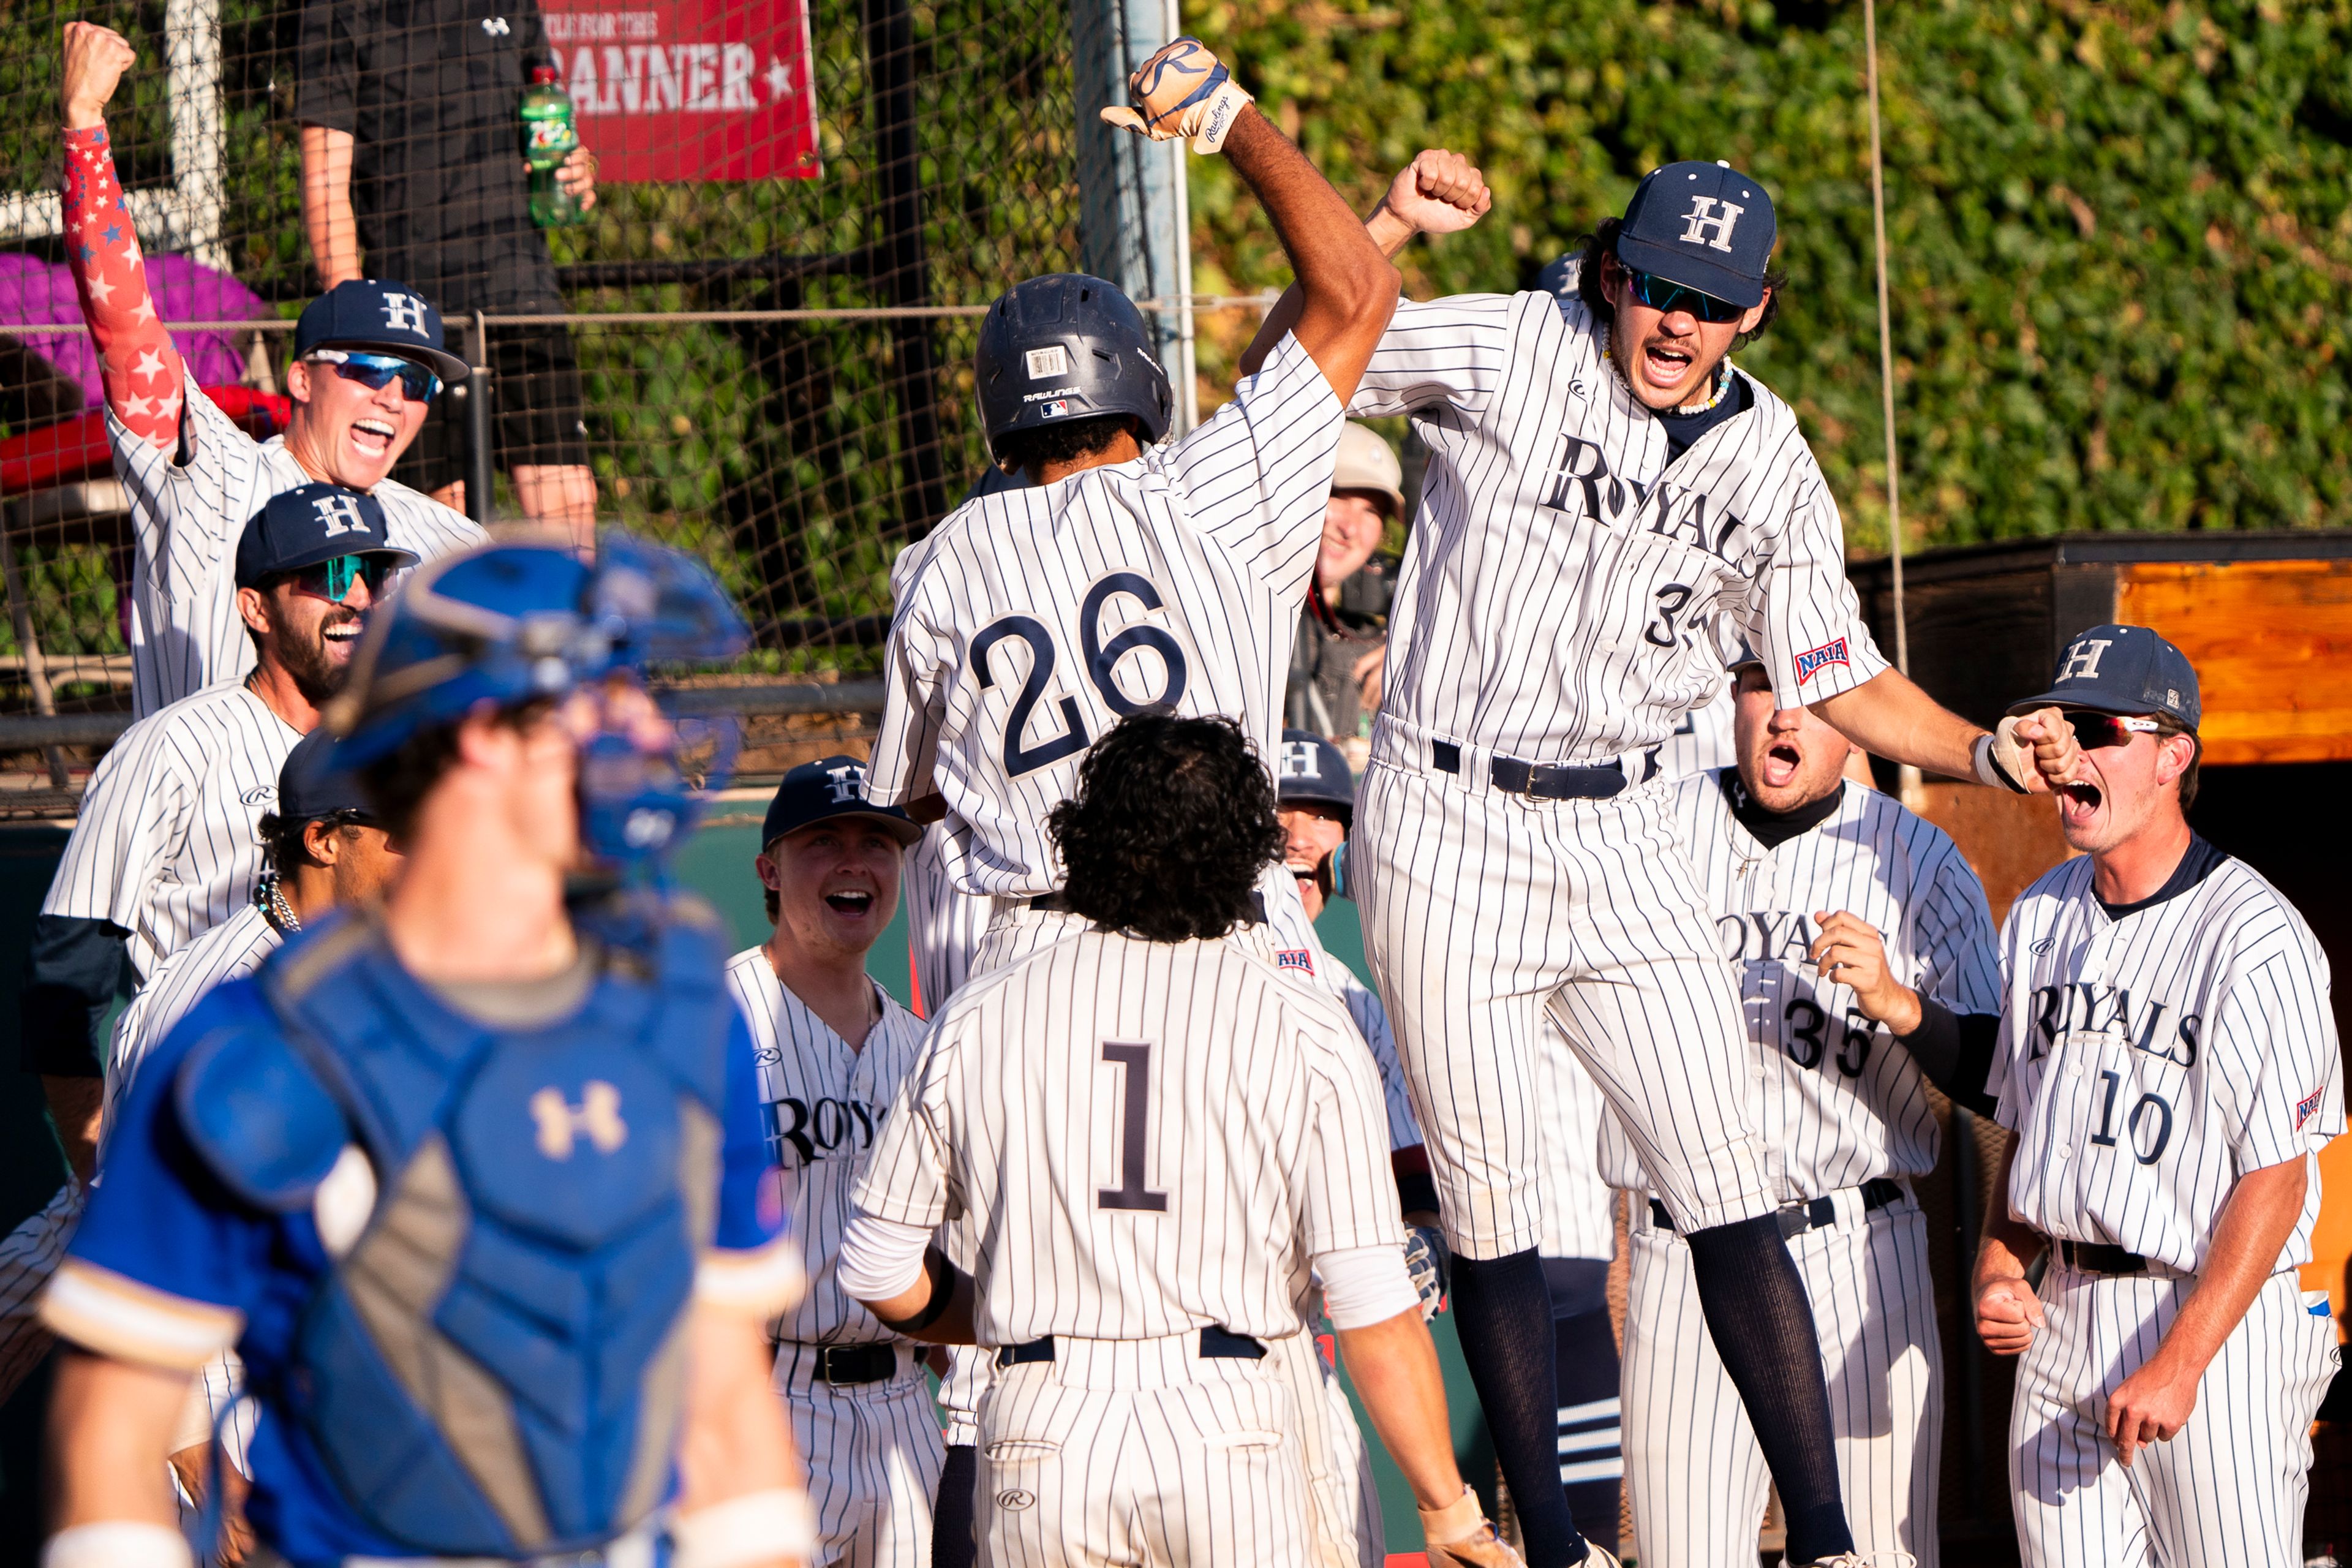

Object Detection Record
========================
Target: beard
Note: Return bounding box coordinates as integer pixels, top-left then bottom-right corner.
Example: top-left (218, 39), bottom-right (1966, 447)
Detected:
top-left (276, 612), bottom-right (359, 706)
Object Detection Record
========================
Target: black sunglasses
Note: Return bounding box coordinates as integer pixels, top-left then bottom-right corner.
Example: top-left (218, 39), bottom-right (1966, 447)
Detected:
top-left (2059, 709), bottom-right (2165, 750)
top-left (307, 349), bottom-right (442, 403)
top-left (1621, 266), bottom-right (1748, 324)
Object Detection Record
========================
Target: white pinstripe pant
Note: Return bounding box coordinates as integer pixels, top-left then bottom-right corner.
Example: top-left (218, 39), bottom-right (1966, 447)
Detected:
top-left (775, 1346), bottom-right (946, 1568)
top-left (1621, 1191), bottom-right (1941, 1568)
top-left (2008, 1264), bottom-right (2336, 1568)
top-left (975, 1332), bottom-right (1311, 1568)
top-left (1354, 749), bottom-right (1779, 1257)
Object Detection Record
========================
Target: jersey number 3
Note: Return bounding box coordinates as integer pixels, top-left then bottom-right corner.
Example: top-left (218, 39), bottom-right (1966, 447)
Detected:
top-left (974, 573), bottom-right (1189, 778)
top-left (1098, 1040), bottom-right (1168, 1212)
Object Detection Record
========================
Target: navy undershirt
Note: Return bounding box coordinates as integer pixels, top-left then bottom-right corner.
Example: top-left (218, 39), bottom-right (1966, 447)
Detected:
top-left (1656, 369), bottom-right (1754, 463)
top-left (2095, 832), bottom-right (2228, 919)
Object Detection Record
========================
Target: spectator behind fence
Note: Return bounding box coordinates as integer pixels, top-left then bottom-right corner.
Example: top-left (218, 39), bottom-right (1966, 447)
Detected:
top-left (1285, 420), bottom-right (1402, 760)
top-left (300, 0), bottom-right (601, 543)
top-left (57, 23), bottom-right (487, 718)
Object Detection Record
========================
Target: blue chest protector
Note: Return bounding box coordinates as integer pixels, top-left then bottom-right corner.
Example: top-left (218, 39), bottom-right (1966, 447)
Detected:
top-left (173, 899), bottom-right (733, 1558)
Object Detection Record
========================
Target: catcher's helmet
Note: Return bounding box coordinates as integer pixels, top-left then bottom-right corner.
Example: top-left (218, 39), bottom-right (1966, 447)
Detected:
top-left (974, 274), bottom-right (1173, 454)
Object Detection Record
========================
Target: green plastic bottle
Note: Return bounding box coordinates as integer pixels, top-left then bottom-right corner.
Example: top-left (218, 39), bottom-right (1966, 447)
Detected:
top-left (521, 66), bottom-right (584, 228)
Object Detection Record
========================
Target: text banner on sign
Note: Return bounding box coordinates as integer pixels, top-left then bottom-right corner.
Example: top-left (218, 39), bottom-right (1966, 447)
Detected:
top-left (543, 0), bottom-right (820, 181)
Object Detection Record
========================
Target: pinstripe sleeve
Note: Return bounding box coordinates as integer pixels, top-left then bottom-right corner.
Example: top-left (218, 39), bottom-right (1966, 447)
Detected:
top-left (1297, 1011), bottom-right (1406, 1257)
top-left (1344, 294), bottom-right (1513, 418)
top-left (1914, 842), bottom-right (2003, 1016)
top-left (851, 1035), bottom-right (956, 1229)
top-left (39, 715), bottom-right (189, 933)
top-left (1341, 976), bottom-right (1422, 1151)
top-left (1751, 477), bottom-right (1890, 710)
top-left (1988, 905), bottom-right (2030, 1133)
top-left (0, 1182), bottom-right (81, 1406)
top-left (2215, 941), bottom-right (2343, 1169)
top-left (112, 387), bottom-right (253, 603)
top-left (1167, 331), bottom-right (1344, 601)
top-left (868, 587), bottom-right (948, 809)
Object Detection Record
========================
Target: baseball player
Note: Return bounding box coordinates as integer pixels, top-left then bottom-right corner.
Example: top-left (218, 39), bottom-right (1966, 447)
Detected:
top-left (728, 757), bottom-right (942, 1568)
top-left (1600, 655), bottom-right (2003, 1568)
top-left (1975, 625), bottom-right (2343, 1568)
top-left (58, 23), bottom-right (483, 720)
top-left (22, 483), bottom-right (415, 1197)
top-left (1236, 156), bottom-right (2084, 1568)
top-left (41, 537), bottom-right (815, 1568)
top-left (840, 712), bottom-right (1528, 1568)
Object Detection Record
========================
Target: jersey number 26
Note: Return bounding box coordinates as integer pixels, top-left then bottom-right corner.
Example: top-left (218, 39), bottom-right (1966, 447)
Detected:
top-left (974, 573), bottom-right (1189, 778)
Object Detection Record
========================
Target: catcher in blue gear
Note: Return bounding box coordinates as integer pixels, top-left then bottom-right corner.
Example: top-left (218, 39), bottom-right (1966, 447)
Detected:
top-left (39, 538), bottom-right (816, 1568)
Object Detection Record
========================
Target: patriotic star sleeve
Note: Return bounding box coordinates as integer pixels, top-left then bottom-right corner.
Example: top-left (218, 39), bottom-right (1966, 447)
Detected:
top-left (61, 124), bottom-right (183, 454)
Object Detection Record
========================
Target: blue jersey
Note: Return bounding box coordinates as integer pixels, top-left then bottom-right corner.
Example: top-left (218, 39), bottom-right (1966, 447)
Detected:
top-left (49, 938), bottom-right (790, 1563)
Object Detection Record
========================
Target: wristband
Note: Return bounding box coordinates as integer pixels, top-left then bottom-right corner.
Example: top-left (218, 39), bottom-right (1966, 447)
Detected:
top-left (671, 1488), bottom-right (817, 1568)
top-left (42, 1523), bottom-right (194, 1568)
top-left (1416, 1485), bottom-right (1487, 1547)
top-left (1973, 732), bottom-right (2026, 794)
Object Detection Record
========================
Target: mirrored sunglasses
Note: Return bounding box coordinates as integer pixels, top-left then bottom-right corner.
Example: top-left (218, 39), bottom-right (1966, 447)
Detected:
top-left (292, 553), bottom-right (396, 605)
top-left (2060, 709), bottom-right (2164, 750)
top-left (1623, 266), bottom-right (1747, 324)
top-left (307, 349), bottom-right (442, 403)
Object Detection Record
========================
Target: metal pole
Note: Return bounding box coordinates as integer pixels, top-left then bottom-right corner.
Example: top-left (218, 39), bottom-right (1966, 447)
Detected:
top-left (1163, 0), bottom-right (1197, 432)
top-left (863, 0), bottom-right (951, 533)
top-left (0, 511), bottom-right (70, 789)
top-left (1864, 0), bottom-right (1923, 804)
top-left (466, 311), bottom-right (495, 529)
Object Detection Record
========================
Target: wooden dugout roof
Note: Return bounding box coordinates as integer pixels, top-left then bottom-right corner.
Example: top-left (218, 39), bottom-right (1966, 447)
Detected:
top-left (1846, 532), bottom-right (2352, 767)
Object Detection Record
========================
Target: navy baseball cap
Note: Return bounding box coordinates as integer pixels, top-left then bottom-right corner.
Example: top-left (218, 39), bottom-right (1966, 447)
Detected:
top-left (760, 756), bottom-right (922, 851)
top-left (2008, 624), bottom-right (2201, 733)
top-left (293, 281), bottom-right (471, 384)
top-left (276, 728), bottom-right (372, 823)
top-left (1616, 161), bottom-right (1779, 310)
top-left (235, 484), bottom-right (417, 588)
top-left (1276, 729), bottom-right (1355, 827)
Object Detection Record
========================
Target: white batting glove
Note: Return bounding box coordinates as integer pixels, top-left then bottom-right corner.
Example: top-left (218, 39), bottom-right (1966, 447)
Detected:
top-left (1403, 1224), bottom-right (1449, 1318)
top-left (1098, 37), bottom-right (1253, 154)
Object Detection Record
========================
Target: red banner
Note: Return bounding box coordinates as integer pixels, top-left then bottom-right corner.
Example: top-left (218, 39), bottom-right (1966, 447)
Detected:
top-left (543, 1), bottom-right (820, 182)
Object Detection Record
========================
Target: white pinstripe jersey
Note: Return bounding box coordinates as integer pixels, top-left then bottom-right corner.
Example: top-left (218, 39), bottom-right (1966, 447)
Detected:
top-left (1347, 293), bottom-right (1887, 763)
top-left (42, 679), bottom-right (301, 981)
top-left (105, 902), bottom-right (282, 1136)
top-left (1600, 771), bottom-right (2001, 1199)
top-left (853, 927), bottom-right (1402, 1345)
top-left (110, 386), bottom-right (486, 717)
top-left (1988, 850), bottom-right (2343, 1275)
top-left (1656, 679), bottom-right (1735, 780)
top-left (725, 946), bottom-right (930, 1347)
top-left (1313, 956), bottom-right (1423, 1153)
top-left (867, 332), bottom-right (1340, 897)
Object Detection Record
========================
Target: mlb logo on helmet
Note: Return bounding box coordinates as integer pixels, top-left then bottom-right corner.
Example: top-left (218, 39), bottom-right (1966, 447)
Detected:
top-left (1793, 638), bottom-right (1850, 686)
top-left (1041, 400), bottom-right (1071, 419)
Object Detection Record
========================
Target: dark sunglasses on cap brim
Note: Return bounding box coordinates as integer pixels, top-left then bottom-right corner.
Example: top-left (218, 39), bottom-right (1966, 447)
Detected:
top-left (290, 553), bottom-right (398, 605)
top-left (1622, 265), bottom-right (1748, 324)
top-left (306, 348), bottom-right (442, 403)
top-left (2059, 709), bottom-right (2166, 750)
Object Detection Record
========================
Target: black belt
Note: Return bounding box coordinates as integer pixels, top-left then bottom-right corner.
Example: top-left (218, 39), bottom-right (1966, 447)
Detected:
top-left (1650, 1177), bottom-right (1907, 1238)
top-left (1433, 740), bottom-right (1632, 801)
top-left (995, 1327), bottom-right (1267, 1368)
top-left (2057, 1240), bottom-right (2147, 1275)
top-left (794, 1341), bottom-right (901, 1385)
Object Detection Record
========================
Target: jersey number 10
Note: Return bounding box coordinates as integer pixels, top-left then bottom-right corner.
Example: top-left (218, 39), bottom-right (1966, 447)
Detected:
top-left (975, 573), bottom-right (1190, 778)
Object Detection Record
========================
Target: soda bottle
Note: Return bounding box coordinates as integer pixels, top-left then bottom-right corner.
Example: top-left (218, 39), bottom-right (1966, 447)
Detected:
top-left (521, 66), bottom-right (584, 228)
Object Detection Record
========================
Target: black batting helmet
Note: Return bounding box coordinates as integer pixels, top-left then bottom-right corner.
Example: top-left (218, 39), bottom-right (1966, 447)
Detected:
top-left (974, 274), bottom-right (1173, 455)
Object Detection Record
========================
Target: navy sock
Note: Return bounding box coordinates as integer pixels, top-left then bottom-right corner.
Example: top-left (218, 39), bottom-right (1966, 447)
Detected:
top-left (1681, 1214), bottom-right (1854, 1565)
top-left (1450, 1248), bottom-right (1591, 1568)
top-left (1544, 1257), bottom-right (1621, 1559)
top-left (931, 1442), bottom-right (977, 1568)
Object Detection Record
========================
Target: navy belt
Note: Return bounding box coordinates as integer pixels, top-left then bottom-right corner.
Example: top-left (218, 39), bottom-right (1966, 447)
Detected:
top-left (995, 1327), bottom-right (1267, 1368)
top-left (794, 1341), bottom-right (900, 1385)
top-left (1650, 1177), bottom-right (1907, 1238)
top-left (2057, 1240), bottom-right (2146, 1275)
top-left (1433, 741), bottom-right (1630, 801)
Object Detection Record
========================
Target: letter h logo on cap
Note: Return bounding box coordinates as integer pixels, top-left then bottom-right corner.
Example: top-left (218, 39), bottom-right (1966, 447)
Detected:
top-left (379, 290), bottom-right (428, 337)
top-left (822, 763), bottom-right (867, 804)
top-left (1678, 197), bottom-right (1746, 253)
top-left (312, 492), bottom-right (369, 538)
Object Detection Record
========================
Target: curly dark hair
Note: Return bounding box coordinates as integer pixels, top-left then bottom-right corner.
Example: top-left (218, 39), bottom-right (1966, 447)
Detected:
top-left (992, 413), bottom-right (1148, 480)
top-left (1570, 216), bottom-right (1785, 349)
top-left (1048, 712), bottom-right (1284, 943)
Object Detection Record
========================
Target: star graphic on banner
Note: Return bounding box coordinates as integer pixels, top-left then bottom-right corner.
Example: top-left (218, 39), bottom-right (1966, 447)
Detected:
top-left (132, 348), bottom-right (165, 383)
top-left (86, 273), bottom-right (116, 304)
top-left (766, 56), bottom-right (793, 102)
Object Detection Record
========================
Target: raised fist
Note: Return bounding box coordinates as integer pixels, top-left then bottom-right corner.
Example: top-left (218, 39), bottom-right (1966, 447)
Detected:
top-left (61, 22), bottom-right (137, 131)
top-left (1098, 37), bottom-right (1254, 155)
top-left (1384, 149), bottom-right (1493, 238)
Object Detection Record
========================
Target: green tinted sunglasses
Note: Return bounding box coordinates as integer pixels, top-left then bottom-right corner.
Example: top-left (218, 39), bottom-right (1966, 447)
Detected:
top-left (292, 554), bottom-right (396, 605)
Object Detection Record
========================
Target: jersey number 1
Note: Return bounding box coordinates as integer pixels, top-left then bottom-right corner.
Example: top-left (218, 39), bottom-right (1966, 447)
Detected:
top-left (974, 573), bottom-right (1190, 778)
top-left (1098, 1040), bottom-right (1169, 1212)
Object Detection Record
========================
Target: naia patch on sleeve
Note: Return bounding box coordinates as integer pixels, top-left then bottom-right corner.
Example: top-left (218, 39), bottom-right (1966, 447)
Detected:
top-left (2295, 1088), bottom-right (2324, 1130)
top-left (1793, 638), bottom-right (1850, 687)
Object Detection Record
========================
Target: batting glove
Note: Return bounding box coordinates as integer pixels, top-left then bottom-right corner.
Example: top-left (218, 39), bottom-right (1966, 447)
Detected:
top-left (1098, 37), bottom-right (1253, 154)
top-left (1419, 1487), bottom-right (1526, 1568)
top-left (1404, 1224), bottom-right (1449, 1318)
top-left (1975, 719), bottom-right (2034, 793)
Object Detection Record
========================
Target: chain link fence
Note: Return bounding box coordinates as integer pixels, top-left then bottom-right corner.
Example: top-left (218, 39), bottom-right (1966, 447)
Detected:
top-left (0, 0), bottom-right (1102, 793)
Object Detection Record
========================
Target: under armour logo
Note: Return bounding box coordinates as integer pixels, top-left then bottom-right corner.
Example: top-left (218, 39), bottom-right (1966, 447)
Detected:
top-left (1279, 741), bottom-right (1319, 780)
top-left (530, 1082), bottom-right (628, 1159)
top-left (481, 15), bottom-right (511, 34)
top-left (311, 493), bottom-right (367, 538)
top-left (823, 763), bottom-right (867, 804)
top-left (379, 291), bottom-right (428, 336)
top-left (2056, 638), bottom-right (2113, 683)
top-left (1678, 196), bottom-right (1745, 253)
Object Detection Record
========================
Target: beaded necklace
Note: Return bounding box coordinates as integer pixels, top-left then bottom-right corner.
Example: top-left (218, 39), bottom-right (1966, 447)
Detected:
top-left (1601, 321), bottom-right (1733, 415)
